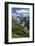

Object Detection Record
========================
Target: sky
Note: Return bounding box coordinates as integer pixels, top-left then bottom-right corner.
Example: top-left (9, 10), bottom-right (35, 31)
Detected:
top-left (12, 8), bottom-right (29, 17)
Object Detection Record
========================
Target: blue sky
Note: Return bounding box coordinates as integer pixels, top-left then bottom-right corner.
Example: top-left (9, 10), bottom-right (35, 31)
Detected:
top-left (12, 8), bottom-right (29, 17)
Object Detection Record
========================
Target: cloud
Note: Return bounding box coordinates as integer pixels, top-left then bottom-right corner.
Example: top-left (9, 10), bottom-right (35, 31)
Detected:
top-left (16, 9), bottom-right (29, 14)
top-left (12, 9), bottom-right (29, 17)
top-left (12, 13), bottom-right (16, 16)
top-left (12, 13), bottom-right (20, 16)
top-left (24, 14), bottom-right (29, 17)
top-left (16, 9), bottom-right (29, 17)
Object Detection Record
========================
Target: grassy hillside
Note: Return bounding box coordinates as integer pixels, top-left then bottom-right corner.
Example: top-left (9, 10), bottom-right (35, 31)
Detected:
top-left (12, 19), bottom-right (29, 38)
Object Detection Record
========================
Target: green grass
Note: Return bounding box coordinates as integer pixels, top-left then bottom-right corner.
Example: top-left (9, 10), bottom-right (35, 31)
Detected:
top-left (12, 19), bottom-right (29, 38)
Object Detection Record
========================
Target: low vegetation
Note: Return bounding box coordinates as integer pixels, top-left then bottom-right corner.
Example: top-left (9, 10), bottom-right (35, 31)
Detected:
top-left (12, 19), bottom-right (29, 38)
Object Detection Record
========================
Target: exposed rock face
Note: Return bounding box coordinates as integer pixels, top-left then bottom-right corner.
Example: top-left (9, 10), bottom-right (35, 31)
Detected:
top-left (12, 16), bottom-right (20, 24)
